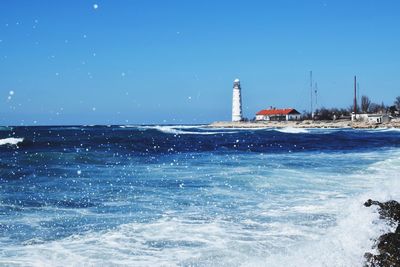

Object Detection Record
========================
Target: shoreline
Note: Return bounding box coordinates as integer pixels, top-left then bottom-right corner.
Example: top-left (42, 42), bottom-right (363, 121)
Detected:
top-left (208, 119), bottom-right (400, 129)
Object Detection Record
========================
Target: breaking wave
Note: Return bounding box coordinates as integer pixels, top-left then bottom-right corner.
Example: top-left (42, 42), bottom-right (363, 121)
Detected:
top-left (0, 137), bottom-right (24, 146)
top-left (1, 150), bottom-right (399, 266)
top-left (275, 127), bottom-right (309, 134)
top-left (120, 125), bottom-right (238, 135)
top-left (365, 127), bottom-right (400, 133)
top-left (1, 126), bottom-right (400, 266)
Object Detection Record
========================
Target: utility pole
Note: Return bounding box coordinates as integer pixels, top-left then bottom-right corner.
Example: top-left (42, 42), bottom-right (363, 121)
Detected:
top-left (310, 71), bottom-right (313, 119)
top-left (354, 76), bottom-right (357, 114)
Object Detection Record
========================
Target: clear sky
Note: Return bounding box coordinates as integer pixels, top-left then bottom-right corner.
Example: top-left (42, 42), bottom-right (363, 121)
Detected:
top-left (0, 0), bottom-right (399, 125)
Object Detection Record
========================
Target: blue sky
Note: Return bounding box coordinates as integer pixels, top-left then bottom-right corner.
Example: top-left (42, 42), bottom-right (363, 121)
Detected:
top-left (0, 0), bottom-right (399, 125)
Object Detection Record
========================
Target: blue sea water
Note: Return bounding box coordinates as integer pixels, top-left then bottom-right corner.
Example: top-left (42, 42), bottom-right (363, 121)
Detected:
top-left (0, 125), bottom-right (400, 266)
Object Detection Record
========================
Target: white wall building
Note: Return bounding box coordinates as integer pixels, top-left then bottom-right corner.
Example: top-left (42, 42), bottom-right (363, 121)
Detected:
top-left (256, 108), bottom-right (301, 121)
top-left (351, 113), bottom-right (390, 124)
top-left (232, 78), bottom-right (243, 122)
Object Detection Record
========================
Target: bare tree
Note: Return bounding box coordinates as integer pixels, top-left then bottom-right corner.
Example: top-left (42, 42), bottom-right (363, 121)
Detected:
top-left (361, 95), bottom-right (371, 113)
top-left (349, 104), bottom-right (360, 113)
top-left (389, 105), bottom-right (397, 115)
top-left (313, 107), bottom-right (350, 120)
top-left (395, 96), bottom-right (400, 110)
top-left (369, 103), bottom-right (381, 113)
top-left (380, 102), bottom-right (387, 113)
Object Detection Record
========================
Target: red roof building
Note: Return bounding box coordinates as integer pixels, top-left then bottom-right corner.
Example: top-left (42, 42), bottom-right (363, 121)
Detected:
top-left (255, 108), bottom-right (301, 121)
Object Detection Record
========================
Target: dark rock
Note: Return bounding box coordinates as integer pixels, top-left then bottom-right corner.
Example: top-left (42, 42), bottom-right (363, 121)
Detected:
top-left (364, 199), bottom-right (400, 267)
top-left (377, 232), bottom-right (400, 255)
top-left (366, 253), bottom-right (400, 267)
top-left (364, 199), bottom-right (380, 207)
top-left (364, 199), bottom-right (400, 222)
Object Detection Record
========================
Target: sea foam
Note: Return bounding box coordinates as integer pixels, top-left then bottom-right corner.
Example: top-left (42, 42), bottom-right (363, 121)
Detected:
top-left (1, 127), bottom-right (399, 266)
top-left (121, 125), bottom-right (238, 135)
top-left (2, 150), bottom-right (399, 266)
top-left (275, 127), bottom-right (309, 134)
top-left (0, 137), bottom-right (23, 146)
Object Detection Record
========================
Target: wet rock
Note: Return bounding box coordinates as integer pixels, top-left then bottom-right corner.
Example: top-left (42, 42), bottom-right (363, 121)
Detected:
top-left (364, 199), bottom-right (400, 222)
top-left (364, 199), bottom-right (400, 267)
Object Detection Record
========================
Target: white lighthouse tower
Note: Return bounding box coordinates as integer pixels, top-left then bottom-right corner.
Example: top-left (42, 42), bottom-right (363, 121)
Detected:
top-left (232, 78), bottom-right (243, 122)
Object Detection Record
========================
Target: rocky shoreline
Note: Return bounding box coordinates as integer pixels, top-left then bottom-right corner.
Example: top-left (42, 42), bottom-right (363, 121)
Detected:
top-left (364, 199), bottom-right (400, 267)
top-left (208, 119), bottom-right (400, 129)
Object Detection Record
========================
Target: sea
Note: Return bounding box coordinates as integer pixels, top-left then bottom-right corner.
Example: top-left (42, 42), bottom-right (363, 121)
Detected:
top-left (0, 125), bottom-right (400, 267)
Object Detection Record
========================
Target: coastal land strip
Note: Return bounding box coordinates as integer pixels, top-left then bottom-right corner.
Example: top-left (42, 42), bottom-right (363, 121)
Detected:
top-left (208, 119), bottom-right (400, 129)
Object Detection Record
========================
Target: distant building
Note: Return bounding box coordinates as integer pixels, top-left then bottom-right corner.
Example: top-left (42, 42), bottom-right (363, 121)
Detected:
top-left (232, 79), bottom-right (243, 122)
top-left (351, 113), bottom-right (390, 124)
top-left (256, 108), bottom-right (301, 121)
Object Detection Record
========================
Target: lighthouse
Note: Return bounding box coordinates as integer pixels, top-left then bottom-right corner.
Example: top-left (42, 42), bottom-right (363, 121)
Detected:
top-left (232, 78), bottom-right (243, 122)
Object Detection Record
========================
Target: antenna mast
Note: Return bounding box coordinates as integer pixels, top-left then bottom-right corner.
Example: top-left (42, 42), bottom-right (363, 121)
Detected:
top-left (310, 71), bottom-right (313, 118)
top-left (354, 76), bottom-right (357, 114)
top-left (314, 82), bottom-right (318, 107)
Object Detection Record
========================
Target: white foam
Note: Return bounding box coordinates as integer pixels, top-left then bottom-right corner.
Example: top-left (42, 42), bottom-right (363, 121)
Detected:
top-left (0, 201), bottom-right (391, 267)
top-left (257, 202), bottom-right (389, 267)
top-left (0, 137), bottom-right (23, 146)
top-left (2, 150), bottom-right (400, 266)
top-left (275, 127), bottom-right (309, 134)
top-left (121, 125), bottom-right (238, 135)
top-left (49, 127), bottom-right (81, 130)
top-left (208, 127), bottom-right (271, 131)
top-left (121, 125), bottom-right (206, 129)
top-left (252, 152), bottom-right (400, 266)
top-left (366, 127), bottom-right (400, 133)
